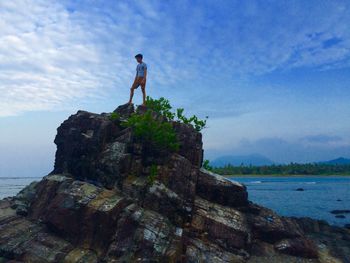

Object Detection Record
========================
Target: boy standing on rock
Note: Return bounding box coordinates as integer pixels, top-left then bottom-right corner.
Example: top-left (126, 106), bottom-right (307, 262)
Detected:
top-left (128, 53), bottom-right (147, 106)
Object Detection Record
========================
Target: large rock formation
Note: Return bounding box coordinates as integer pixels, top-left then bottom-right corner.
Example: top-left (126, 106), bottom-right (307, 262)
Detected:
top-left (0, 104), bottom-right (349, 263)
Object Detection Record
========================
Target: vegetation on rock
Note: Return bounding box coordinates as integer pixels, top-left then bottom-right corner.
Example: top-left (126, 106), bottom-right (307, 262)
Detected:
top-left (147, 164), bottom-right (158, 185)
top-left (122, 108), bottom-right (179, 151)
top-left (202, 159), bottom-right (213, 171)
top-left (122, 96), bottom-right (207, 152)
top-left (109, 112), bottom-right (120, 121)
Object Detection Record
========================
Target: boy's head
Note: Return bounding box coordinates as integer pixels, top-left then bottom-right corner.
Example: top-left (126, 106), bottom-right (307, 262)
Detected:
top-left (135, 53), bottom-right (143, 63)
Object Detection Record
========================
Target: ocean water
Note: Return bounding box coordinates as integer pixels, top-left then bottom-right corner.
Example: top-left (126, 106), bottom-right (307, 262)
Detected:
top-left (0, 177), bottom-right (42, 199)
top-left (229, 176), bottom-right (350, 227)
top-left (0, 176), bottom-right (349, 227)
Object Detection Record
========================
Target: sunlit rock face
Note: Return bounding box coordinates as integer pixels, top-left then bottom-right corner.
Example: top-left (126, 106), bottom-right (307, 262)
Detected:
top-left (1, 103), bottom-right (348, 262)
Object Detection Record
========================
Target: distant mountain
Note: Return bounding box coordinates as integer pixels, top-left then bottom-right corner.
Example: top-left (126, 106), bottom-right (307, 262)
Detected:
top-left (318, 157), bottom-right (350, 165)
top-left (211, 154), bottom-right (275, 167)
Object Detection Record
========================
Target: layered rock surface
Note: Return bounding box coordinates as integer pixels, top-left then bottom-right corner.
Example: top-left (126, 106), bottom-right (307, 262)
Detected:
top-left (1, 103), bottom-right (349, 263)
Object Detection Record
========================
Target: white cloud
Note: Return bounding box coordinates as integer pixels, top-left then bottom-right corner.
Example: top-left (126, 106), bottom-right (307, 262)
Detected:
top-left (1, 0), bottom-right (350, 117)
top-left (0, 0), bottom-right (109, 116)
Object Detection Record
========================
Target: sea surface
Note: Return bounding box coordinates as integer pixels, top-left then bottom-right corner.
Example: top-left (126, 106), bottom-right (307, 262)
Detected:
top-left (0, 176), bottom-right (349, 227)
top-left (229, 176), bottom-right (350, 227)
top-left (0, 177), bottom-right (42, 200)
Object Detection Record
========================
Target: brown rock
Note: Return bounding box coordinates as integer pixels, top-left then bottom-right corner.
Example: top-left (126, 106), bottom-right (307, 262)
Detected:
top-left (185, 238), bottom-right (246, 263)
top-left (4, 103), bottom-right (345, 262)
top-left (191, 197), bottom-right (250, 251)
top-left (51, 110), bottom-right (123, 188)
top-left (172, 121), bottom-right (203, 167)
top-left (196, 168), bottom-right (248, 207)
top-left (29, 175), bottom-right (131, 255)
top-left (105, 204), bottom-right (183, 262)
top-left (274, 238), bottom-right (318, 258)
top-left (245, 203), bottom-right (304, 243)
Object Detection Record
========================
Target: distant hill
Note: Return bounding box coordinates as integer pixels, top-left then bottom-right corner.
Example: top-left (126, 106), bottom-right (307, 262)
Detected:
top-left (211, 154), bottom-right (274, 167)
top-left (318, 157), bottom-right (350, 165)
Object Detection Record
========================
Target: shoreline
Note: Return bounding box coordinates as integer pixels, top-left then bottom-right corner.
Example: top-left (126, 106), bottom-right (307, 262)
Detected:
top-left (224, 174), bottom-right (350, 178)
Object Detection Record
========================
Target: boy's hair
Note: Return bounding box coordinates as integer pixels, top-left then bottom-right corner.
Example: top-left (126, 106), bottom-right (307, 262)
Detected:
top-left (135, 53), bottom-right (143, 59)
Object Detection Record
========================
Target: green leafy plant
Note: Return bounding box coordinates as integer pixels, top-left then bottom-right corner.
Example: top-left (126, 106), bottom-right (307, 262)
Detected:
top-left (176, 108), bottom-right (208, 132)
top-left (122, 110), bottom-right (179, 151)
top-left (122, 96), bottom-right (207, 152)
top-left (146, 96), bottom-right (208, 131)
top-left (109, 112), bottom-right (120, 121)
top-left (147, 164), bottom-right (158, 185)
top-left (203, 159), bottom-right (213, 171)
top-left (145, 96), bottom-right (175, 121)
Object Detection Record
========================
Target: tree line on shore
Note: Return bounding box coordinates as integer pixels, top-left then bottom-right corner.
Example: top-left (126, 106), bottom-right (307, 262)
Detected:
top-left (203, 161), bottom-right (350, 175)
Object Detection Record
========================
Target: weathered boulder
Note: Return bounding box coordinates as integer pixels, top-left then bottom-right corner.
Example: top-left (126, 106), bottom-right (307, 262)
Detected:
top-left (274, 238), bottom-right (318, 258)
top-left (244, 203), bottom-right (304, 243)
top-left (11, 181), bottom-right (38, 216)
top-left (0, 214), bottom-right (90, 263)
top-left (157, 154), bottom-right (198, 211)
top-left (51, 111), bottom-right (123, 188)
top-left (113, 103), bottom-right (135, 118)
top-left (29, 175), bottom-right (131, 255)
top-left (143, 181), bottom-right (192, 226)
top-left (196, 168), bottom-right (248, 207)
top-left (104, 204), bottom-right (183, 262)
top-left (185, 238), bottom-right (246, 263)
top-left (172, 121), bottom-right (203, 167)
top-left (191, 197), bottom-right (251, 251)
top-left (1, 103), bottom-right (348, 262)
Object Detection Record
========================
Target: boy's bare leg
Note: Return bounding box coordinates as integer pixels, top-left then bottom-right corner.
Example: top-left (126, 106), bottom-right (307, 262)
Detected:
top-left (128, 88), bottom-right (134, 104)
top-left (128, 81), bottom-right (138, 104)
top-left (141, 84), bottom-right (146, 106)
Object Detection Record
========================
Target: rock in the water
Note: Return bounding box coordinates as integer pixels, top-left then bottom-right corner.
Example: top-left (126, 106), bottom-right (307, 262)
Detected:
top-left (0, 103), bottom-right (348, 262)
top-left (331, 209), bottom-right (350, 214)
top-left (245, 203), bottom-right (304, 243)
top-left (335, 215), bottom-right (346, 218)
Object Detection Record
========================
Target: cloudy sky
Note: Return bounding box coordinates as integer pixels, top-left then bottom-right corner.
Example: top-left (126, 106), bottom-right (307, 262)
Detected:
top-left (1, 0), bottom-right (350, 177)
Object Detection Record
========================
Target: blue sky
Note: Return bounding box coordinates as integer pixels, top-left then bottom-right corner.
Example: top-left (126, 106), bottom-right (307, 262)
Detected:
top-left (1, 0), bottom-right (350, 176)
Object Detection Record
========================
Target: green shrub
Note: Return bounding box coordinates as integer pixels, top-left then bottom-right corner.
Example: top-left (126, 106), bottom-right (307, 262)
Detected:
top-left (122, 110), bottom-right (179, 151)
top-left (203, 159), bottom-right (213, 171)
top-left (122, 96), bottom-right (207, 152)
top-left (145, 96), bottom-right (175, 121)
top-left (146, 96), bottom-right (208, 131)
top-left (109, 112), bottom-right (120, 121)
top-left (147, 164), bottom-right (158, 185)
top-left (176, 108), bottom-right (207, 132)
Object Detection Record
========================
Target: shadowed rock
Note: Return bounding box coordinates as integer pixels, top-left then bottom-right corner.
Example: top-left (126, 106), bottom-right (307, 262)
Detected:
top-left (197, 168), bottom-right (248, 207)
top-left (1, 103), bottom-right (348, 262)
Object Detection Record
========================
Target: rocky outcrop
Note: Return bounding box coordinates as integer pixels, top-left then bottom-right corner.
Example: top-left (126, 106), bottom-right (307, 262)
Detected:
top-left (0, 103), bottom-right (349, 263)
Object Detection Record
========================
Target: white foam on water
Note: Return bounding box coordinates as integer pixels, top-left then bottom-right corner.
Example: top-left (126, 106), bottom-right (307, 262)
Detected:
top-left (250, 180), bottom-right (262, 184)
